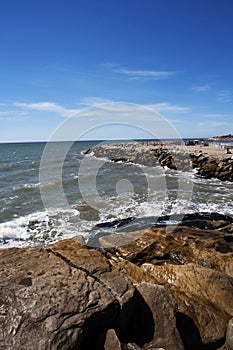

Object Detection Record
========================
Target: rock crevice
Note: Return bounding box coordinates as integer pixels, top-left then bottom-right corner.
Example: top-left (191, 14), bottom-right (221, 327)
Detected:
top-left (1, 213), bottom-right (233, 349)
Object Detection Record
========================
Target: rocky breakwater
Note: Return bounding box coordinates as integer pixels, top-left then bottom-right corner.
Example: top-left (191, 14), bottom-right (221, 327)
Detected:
top-left (152, 147), bottom-right (233, 181)
top-left (191, 153), bottom-right (233, 181)
top-left (1, 213), bottom-right (233, 349)
top-left (86, 142), bottom-right (233, 181)
top-left (85, 142), bottom-right (159, 167)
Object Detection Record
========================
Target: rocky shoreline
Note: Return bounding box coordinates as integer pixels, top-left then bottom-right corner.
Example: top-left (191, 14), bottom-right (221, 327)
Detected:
top-left (86, 142), bottom-right (233, 182)
top-left (154, 147), bottom-right (233, 182)
top-left (1, 143), bottom-right (233, 349)
top-left (1, 212), bottom-right (233, 349)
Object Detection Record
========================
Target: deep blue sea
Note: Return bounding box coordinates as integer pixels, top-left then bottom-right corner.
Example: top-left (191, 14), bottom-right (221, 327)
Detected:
top-left (0, 140), bottom-right (233, 249)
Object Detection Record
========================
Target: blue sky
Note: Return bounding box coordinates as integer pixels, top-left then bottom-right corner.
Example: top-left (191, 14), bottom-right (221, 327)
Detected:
top-left (0, 0), bottom-right (233, 141)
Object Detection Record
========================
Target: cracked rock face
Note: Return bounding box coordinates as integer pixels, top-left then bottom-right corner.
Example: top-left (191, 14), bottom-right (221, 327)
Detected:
top-left (102, 213), bottom-right (233, 349)
top-left (1, 213), bottom-right (233, 350)
top-left (0, 238), bottom-right (136, 350)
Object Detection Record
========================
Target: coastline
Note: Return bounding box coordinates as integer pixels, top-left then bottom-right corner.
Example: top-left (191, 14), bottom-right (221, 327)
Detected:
top-left (87, 141), bottom-right (233, 182)
top-left (1, 212), bottom-right (233, 349)
top-left (1, 141), bottom-right (233, 349)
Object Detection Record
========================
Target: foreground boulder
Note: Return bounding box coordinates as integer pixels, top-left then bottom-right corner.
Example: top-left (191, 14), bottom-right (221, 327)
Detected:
top-left (226, 318), bottom-right (233, 350)
top-left (0, 237), bottom-right (139, 350)
top-left (102, 213), bottom-right (233, 349)
top-left (1, 212), bottom-right (233, 349)
top-left (103, 282), bottom-right (184, 350)
top-left (102, 213), bottom-right (233, 276)
top-left (142, 263), bottom-right (233, 347)
top-left (0, 236), bottom-right (184, 350)
top-left (135, 282), bottom-right (184, 350)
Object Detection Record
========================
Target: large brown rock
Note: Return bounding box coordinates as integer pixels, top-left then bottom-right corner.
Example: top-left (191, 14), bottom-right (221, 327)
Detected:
top-left (142, 263), bottom-right (233, 345)
top-left (104, 329), bottom-right (142, 350)
top-left (102, 213), bottom-right (233, 349)
top-left (0, 237), bottom-right (139, 350)
top-left (1, 212), bottom-right (233, 349)
top-left (110, 258), bottom-right (231, 349)
top-left (103, 213), bottom-right (233, 277)
top-left (226, 318), bottom-right (233, 350)
top-left (135, 282), bottom-right (184, 350)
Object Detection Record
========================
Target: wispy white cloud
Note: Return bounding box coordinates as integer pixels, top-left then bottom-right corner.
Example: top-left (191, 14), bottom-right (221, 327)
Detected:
top-left (0, 111), bottom-right (10, 116)
top-left (217, 90), bottom-right (232, 102)
top-left (201, 113), bottom-right (233, 119)
top-left (0, 116), bottom-right (28, 121)
top-left (168, 118), bottom-right (184, 124)
top-left (192, 84), bottom-right (211, 92)
top-left (15, 102), bottom-right (79, 118)
top-left (116, 69), bottom-right (177, 79)
top-left (0, 109), bottom-right (29, 121)
top-left (199, 121), bottom-right (225, 128)
top-left (79, 97), bottom-right (114, 106)
top-left (105, 64), bottom-right (179, 80)
top-left (147, 102), bottom-right (190, 113)
top-left (208, 121), bottom-right (225, 127)
top-left (15, 99), bottom-right (116, 118)
top-left (13, 100), bottom-right (190, 121)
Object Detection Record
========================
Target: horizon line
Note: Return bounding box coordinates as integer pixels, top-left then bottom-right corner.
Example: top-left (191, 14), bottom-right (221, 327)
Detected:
top-left (0, 136), bottom-right (211, 144)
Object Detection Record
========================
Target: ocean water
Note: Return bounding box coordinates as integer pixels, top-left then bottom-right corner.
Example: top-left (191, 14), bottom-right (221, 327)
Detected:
top-left (0, 141), bottom-right (233, 249)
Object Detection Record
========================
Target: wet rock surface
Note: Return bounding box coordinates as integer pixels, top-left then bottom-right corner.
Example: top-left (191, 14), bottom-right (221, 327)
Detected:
top-left (1, 213), bottom-right (233, 349)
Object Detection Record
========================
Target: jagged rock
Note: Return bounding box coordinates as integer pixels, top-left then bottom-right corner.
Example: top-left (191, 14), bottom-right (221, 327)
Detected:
top-left (94, 217), bottom-right (135, 229)
top-left (135, 283), bottom-right (184, 350)
top-left (102, 213), bottom-right (233, 348)
top-left (102, 213), bottom-right (233, 277)
top-left (91, 143), bottom-right (158, 167)
top-left (70, 234), bottom-right (86, 245)
top-left (110, 258), bottom-right (231, 348)
top-left (89, 143), bottom-right (233, 181)
top-left (104, 329), bottom-right (121, 350)
top-left (0, 237), bottom-right (141, 350)
top-left (104, 329), bottom-right (142, 350)
top-left (1, 212), bottom-right (233, 349)
top-left (226, 318), bottom-right (233, 350)
top-left (142, 263), bottom-right (233, 346)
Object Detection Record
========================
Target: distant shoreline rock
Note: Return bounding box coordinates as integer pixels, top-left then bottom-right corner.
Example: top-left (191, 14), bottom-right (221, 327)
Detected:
top-left (89, 142), bottom-right (233, 182)
top-left (208, 134), bottom-right (233, 141)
